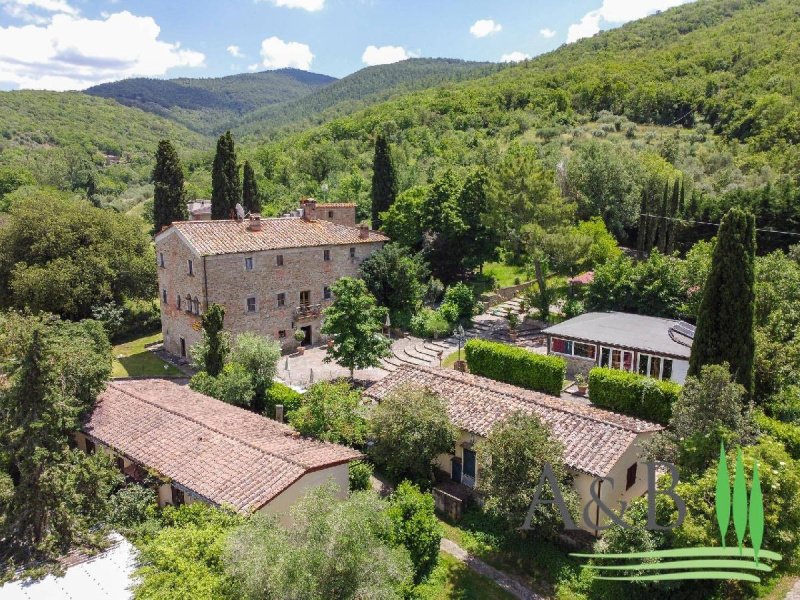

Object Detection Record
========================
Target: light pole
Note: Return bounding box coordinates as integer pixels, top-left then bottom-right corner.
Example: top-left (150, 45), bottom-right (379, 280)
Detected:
top-left (455, 325), bottom-right (465, 362)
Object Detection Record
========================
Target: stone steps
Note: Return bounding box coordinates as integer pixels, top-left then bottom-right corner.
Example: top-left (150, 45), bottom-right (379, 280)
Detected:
top-left (403, 345), bottom-right (437, 366)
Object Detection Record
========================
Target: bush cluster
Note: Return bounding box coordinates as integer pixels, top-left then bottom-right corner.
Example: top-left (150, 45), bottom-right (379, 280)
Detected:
top-left (587, 367), bottom-right (681, 424)
top-left (756, 413), bottom-right (800, 459)
top-left (263, 381), bottom-right (303, 421)
top-left (464, 339), bottom-right (565, 396)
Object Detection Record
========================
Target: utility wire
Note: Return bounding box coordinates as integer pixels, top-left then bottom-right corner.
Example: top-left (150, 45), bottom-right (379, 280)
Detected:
top-left (640, 213), bottom-right (800, 238)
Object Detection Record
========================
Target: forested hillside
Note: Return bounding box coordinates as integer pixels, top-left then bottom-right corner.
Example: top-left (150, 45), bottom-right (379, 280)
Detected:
top-left (85, 69), bottom-right (336, 134)
top-left (233, 58), bottom-right (500, 138)
top-left (242, 0), bottom-right (800, 247)
top-left (0, 91), bottom-right (206, 209)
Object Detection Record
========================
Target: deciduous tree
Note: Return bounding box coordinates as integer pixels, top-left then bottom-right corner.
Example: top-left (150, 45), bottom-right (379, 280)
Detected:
top-left (321, 277), bottom-right (391, 379)
top-left (369, 385), bottom-right (457, 483)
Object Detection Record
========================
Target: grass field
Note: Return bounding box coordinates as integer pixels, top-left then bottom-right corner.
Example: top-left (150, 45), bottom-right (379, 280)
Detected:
top-left (415, 552), bottom-right (516, 600)
top-left (111, 332), bottom-right (183, 378)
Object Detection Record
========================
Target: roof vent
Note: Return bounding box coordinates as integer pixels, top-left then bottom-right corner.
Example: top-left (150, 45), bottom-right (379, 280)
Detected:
top-left (359, 224), bottom-right (369, 239)
top-left (248, 213), bottom-right (262, 232)
top-left (301, 198), bottom-right (317, 221)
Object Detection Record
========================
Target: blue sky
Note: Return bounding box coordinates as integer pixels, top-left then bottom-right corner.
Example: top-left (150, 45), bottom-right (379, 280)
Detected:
top-left (0, 0), bottom-right (695, 90)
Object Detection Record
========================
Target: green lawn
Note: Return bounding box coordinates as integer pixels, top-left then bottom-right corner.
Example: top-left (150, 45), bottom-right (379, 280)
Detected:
top-left (438, 509), bottom-right (587, 599)
top-left (483, 262), bottom-right (530, 288)
top-left (111, 332), bottom-right (183, 378)
top-left (415, 552), bottom-right (516, 600)
top-left (441, 350), bottom-right (464, 369)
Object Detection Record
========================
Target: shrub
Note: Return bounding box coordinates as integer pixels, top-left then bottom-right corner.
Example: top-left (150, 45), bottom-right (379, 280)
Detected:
top-left (109, 485), bottom-right (158, 531)
top-left (189, 363), bottom-right (255, 408)
top-left (387, 482), bottom-right (442, 583)
top-left (411, 308), bottom-right (451, 339)
top-left (766, 386), bottom-right (800, 423)
top-left (263, 382), bottom-right (302, 421)
top-left (348, 460), bottom-right (374, 492)
top-left (756, 413), bottom-right (800, 459)
top-left (442, 282), bottom-right (475, 322)
top-left (588, 367), bottom-right (681, 424)
top-left (288, 380), bottom-right (367, 446)
top-left (465, 339), bottom-right (565, 396)
top-left (438, 301), bottom-right (460, 325)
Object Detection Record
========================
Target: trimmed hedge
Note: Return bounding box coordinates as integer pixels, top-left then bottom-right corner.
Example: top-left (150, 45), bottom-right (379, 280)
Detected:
top-left (464, 338), bottom-right (565, 396)
top-left (587, 367), bottom-right (680, 424)
top-left (263, 382), bottom-right (302, 421)
top-left (757, 413), bottom-right (800, 460)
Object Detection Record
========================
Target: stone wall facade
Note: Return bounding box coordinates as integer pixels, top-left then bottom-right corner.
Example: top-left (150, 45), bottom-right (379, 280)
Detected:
top-left (156, 228), bottom-right (384, 357)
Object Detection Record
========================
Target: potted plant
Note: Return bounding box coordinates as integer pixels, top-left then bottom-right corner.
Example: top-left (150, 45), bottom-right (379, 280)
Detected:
top-left (575, 373), bottom-right (588, 395)
top-left (294, 328), bottom-right (307, 355)
top-left (507, 309), bottom-right (520, 341)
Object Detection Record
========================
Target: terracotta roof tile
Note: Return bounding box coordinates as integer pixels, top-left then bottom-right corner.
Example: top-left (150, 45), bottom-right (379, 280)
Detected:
top-left (363, 366), bottom-right (661, 477)
top-left (160, 217), bottom-right (388, 256)
top-left (84, 379), bottom-right (361, 512)
top-left (317, 202), bottom-right (356, 208)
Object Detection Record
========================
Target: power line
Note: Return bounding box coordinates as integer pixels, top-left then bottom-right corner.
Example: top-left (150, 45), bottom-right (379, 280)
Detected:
top-left (640, 213), bottom-right (800, 238)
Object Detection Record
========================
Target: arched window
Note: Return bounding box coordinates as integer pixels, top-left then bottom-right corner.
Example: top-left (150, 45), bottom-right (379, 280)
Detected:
top-left (194, 298), bottom-right (200, 315)
top-left (185, 295), bottom-right (192, 313)
top-left (176, 294), bottom-right (181, 310)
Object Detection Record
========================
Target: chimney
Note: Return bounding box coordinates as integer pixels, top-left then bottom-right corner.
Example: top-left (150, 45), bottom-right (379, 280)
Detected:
top-left (301, 198), bottom-right (317, 221)
top-left (275, 404), bottom-right (284, 422)
top-left (248, 213), bottom-right (262, 232)
top-left (359, 224), bottom-right (369, 239)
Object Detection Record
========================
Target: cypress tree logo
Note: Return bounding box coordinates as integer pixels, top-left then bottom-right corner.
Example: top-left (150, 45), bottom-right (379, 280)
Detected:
top-left (570, 443), bottom-right (782, 582)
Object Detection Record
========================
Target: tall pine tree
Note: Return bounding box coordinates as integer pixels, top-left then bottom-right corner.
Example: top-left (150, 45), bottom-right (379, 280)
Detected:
top-left (242, 160), bottom-right (260, 214)
top-left (370, 133), bottom-right (398, 230)
top-left (152, 140), bottom-right (187, 233)
top-left (211, 131), bottom-right (241, 220)
top-left (688, 207), bottom-right (756, 395)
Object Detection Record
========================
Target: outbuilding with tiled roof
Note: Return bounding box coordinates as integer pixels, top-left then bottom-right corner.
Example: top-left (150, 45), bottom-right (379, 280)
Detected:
top-left (77, 379), bottom-right (362, 515)
top-left (364, 365), bottom-right (662, 532)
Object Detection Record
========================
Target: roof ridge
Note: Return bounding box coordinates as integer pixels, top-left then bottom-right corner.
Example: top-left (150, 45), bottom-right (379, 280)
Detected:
top-left (105, 381), bottom-right (312, 470)
top-left (400, 365), bottom-right (658, 433)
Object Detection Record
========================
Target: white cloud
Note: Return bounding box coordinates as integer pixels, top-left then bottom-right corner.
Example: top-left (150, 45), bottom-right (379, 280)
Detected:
top-left (470, 19), bottom-right (501, 38)
top-left (226, 44), bottom-right (242, 58)
top-left (567, 0), bottom-right (695, 43)
top-left (0, 11), bottom-right (205, 90)
top-left (258, 0), bottom-right (324, 11)
top-left (500, 51), bottom-right (530, 63)
top-left (259, 36), bottom-right (313, 70)
top-left (361, 45), bottom-right (415, 66)
top-left (247, 63), bottom-right (259, 71)
top-left (539, 28), bottom-right (556, 39)
top-left (1, 0), bottom-right (77, 23)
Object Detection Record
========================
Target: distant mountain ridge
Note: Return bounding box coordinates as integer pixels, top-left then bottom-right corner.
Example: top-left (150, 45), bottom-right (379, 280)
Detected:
top-left (83, 59), bottom-right (500, 137)
top-left (85, 69), bottom-right (337, 134)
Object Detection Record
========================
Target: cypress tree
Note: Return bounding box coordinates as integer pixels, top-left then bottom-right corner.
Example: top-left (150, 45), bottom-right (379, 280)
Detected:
top-left (211, 131), bottom-right (241, 219)
top-left (636, 188), bottom-right (648, 259)
top-left (688, 207), bottom-right (756, 395)
top-left (152, 140), bottom-right (187, 233)
top-left (242, 160), bottom-right (260, 214)
top-left (370, 133), bottom-right (398, 230)
top-left (654, 181), bottom-right (669, 253)
top-left (201, 303), bottom-right (227, 377)
top-left (665, 179), bottom-right (681, 254)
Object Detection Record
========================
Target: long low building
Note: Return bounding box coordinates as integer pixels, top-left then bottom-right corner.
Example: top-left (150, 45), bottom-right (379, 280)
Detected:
top-left (364, 365), bottom-right (662, 532)
top-left (77, 379), bottom-right (362, 515)
top-left (542, 311), bottom-right (694, 383)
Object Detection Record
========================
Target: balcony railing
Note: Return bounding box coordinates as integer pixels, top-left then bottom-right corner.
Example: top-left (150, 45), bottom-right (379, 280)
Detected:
top-left (293, 303), bottom-right (322, 320)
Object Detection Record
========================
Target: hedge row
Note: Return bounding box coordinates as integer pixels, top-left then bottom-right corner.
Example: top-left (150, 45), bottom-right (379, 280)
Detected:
top-left (464, 338), bottom-right (566, 396)
top-left (757, 413), bottom-right (800, 460)
top-left (263, 382), bottom-right (303, 421)
top-left (587, 367), bottom-right (681, 424)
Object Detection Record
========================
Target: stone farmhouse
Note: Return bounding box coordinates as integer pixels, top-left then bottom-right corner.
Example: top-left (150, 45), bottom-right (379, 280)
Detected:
top-left (155, 199), bottom-right (388, 358)
top-left (365, 365), bottom-right (662, 532)
top-left (542, 311), bottom-right (694, 384)
top-left (77, 379), bottom-right (362, 517)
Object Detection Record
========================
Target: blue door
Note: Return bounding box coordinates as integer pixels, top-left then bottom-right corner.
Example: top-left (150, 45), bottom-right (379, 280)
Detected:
top-left (451, 457), bottom-right (462, 483)
top-left (463, 449), bottom-right (476, 488)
